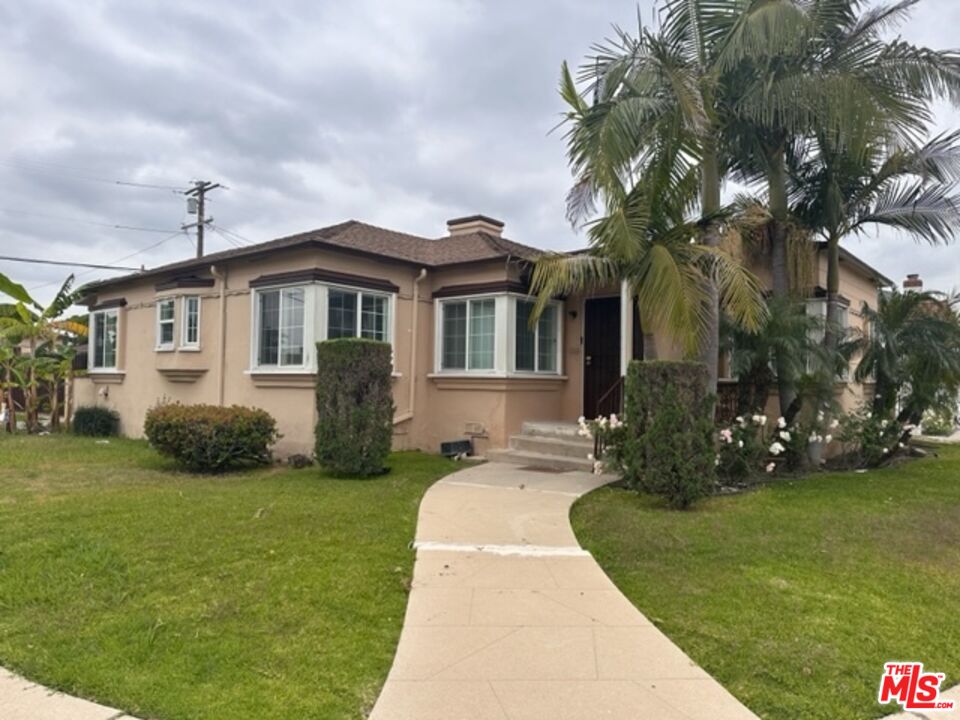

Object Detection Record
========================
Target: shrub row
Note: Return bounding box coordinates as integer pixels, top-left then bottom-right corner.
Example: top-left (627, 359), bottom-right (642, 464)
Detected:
top-left (73, 405), bottom-right (120, 437)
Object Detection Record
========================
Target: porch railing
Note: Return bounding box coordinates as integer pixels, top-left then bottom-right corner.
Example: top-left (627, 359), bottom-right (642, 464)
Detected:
top-left (595, 376), bottom-right (624, 419)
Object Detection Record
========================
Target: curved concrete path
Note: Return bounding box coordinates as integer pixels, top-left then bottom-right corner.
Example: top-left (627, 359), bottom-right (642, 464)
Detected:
top-left (369, 462), bottom-right (759, 720)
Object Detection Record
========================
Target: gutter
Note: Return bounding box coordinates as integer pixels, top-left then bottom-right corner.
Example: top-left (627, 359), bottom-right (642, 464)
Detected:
top-left (210, 264), bottom-right (228, 406)
top-left (394, 268), bottom-right (427, 425)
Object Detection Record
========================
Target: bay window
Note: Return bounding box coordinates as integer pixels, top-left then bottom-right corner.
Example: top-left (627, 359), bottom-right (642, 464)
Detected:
top-left (156, 298), bottom-right (175, 350)
top-left (436, 295), bottom-right (561, 376)
top-left (90, 308), bottom-right (119, 370)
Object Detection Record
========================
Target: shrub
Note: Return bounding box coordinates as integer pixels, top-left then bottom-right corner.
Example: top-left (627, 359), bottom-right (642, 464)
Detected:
top-left (315, 338), bottom-right (394, 476)
top-left (621, 361), bottom-right (716, 509)
top-left (922, 406), bottom-right (955, 437)
top-left (716, 414), bottom-right (768, 483)
top-left (144, 403), bottom-right (279, 472)
top-left (837, 407), bottom-right (905, 468)
top-left (73, 405), bottom-right (120, 437)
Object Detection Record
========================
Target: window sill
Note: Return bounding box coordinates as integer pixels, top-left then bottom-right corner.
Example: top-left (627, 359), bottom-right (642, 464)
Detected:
top-left (429, 373), bottom-right (567, 392)
top-left (179, 346), bottom-right (201, 353)
top-left (428, 372), bottom-right (567, 380)
top-left (85, 370), bottom-right (125, 384)
top-left (155, 347), bottom-right (175, 353)
top-left (246, 369), bottom-right (316, 389)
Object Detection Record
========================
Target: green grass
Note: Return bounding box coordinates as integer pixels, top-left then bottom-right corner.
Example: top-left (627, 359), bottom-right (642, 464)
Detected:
top-left (0, 434), bottom-right (456, 719)
top-left (572, 447), bottom-right (960, 719)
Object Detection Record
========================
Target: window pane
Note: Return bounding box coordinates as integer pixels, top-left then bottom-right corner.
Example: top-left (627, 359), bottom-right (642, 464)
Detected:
top-left (159, 300), bottom-right (174, 321)
top-left (515, 300), bottom-right (535, 371)
top-left (258, 290), bottom-right (280, 365)
top-left (361, 294), bottom-right (387, 341)
top-left (93, 313), bottom-right (105, 367)
top-left (185, 297), bottom-right (199, 344)
top-left (442, 302), bottom-right (467, 369)
top-left (537, 306), bottom-right (558, 372)
top-left (160, 321), bottom-right (174, 345)
top-left (328, 289), bottom-right (358, 339)
top-left (103, 312), bottom-right (117, 368)
top-left (281, 287), bottom-right (305, 365)
top-left (468, 299), bottom-right (495, 370)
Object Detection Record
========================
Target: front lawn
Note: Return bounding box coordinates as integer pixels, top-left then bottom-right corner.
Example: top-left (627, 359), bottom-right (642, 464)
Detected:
top-left (0, 435), bottom-right (455, 720)
top-left (573, 446), bottom-right (960, 719)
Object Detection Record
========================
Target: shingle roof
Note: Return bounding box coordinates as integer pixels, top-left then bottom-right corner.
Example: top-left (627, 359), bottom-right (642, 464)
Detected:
top-left (82, 220), bottom-right (544, 292)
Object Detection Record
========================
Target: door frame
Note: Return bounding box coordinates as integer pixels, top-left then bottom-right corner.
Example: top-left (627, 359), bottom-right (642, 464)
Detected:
top-left (580, 293), bottom-right (621, 417)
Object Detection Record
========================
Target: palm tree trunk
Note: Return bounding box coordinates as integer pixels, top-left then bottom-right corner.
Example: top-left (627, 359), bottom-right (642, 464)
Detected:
top-left (767, 145), bottom-right (797, 419)
top-left (823, 235), bottom-right (841, 356)
top-left (699, 137), bottom-right (721, 395)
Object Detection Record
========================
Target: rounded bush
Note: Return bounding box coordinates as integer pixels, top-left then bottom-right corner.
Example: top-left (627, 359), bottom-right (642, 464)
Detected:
top-left (315, 338), bottom-right (394, 476)
top-left (73, 405), bottom-right (120, 437)
top-left (144, 403), bottom-right (279, 472)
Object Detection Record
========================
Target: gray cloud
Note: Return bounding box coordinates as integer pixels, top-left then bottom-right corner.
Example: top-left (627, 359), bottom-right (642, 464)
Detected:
top-left (0, 0), bottom-right (957, 304)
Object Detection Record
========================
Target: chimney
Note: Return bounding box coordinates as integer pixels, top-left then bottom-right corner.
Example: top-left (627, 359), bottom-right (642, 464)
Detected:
top-left (446, 214), bottom-right (504, 238)
top-left (903, 273), bottom-right (924, 292)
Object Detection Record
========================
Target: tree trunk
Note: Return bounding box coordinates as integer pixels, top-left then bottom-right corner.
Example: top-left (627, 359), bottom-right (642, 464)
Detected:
top-left (49, 379), bottom-right (60, 431)
top-left (27, 340), bottom-right (37, 433)
top-left (823, 235), bottom-right (842, 357)
top-left (65, 368), bottom-right (74, 432)
top-left (767, 145), bottom-right (796, 418)
top-left (699, 136), bottom-right (721, 395)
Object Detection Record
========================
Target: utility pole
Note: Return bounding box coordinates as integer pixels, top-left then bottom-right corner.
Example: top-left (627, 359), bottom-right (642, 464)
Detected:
top-left (183, 180), bottom-right (221, 258)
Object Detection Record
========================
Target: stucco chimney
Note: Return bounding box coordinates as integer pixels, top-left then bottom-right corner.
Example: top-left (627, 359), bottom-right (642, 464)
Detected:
top-left (903, 273), bottom-right (924, 292)
top-left (447, 214), bottom-right (504, 237)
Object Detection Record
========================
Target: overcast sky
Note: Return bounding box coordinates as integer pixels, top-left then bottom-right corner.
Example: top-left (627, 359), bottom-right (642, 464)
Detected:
top-left (1, 0), bottom-right (959, 305)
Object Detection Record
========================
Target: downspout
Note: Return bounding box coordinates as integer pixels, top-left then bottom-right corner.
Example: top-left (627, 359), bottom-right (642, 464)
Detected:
top-left (394, 268), bottom-right (427, 424)
top-left (210, 264), bottom-right (228, 406)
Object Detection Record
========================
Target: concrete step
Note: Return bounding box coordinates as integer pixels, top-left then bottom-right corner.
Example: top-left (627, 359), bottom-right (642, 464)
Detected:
top-left (510, 434), bottom-right (594, 459)
top-left (520, 421), bottom-right (583, 440)
top-left (485, 448), bottom-right (596, 473)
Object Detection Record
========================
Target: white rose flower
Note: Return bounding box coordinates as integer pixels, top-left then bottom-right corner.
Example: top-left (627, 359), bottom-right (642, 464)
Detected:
top-left (779, 431), bottom-right (791, 442)
top-left (766, 462), bottom-right (776, 473)
top-left (777, 417), bottom-right (788, 429)
top-left (769, 442), bottom-right (786, 456)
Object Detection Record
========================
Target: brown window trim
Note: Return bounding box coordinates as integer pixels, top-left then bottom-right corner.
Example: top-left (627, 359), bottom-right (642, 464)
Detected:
top-left (90, 298), bottom-right (127, 311)
top-left (155, 276), bottom-right (216, 291)
top-left (249, 268), bottom-right (399, 293)
top-left (432, 280), bottom-right (529, 299)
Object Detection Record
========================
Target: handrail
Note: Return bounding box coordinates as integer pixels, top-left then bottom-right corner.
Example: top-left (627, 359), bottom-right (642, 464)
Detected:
top-left (595, 375), bottom-right (625, 418)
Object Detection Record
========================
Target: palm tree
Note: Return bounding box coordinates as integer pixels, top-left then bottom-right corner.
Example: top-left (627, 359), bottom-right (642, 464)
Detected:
top-left (793, 130), bottom-right (960, 359)
top-left (726, 0), bottom-right (960, 413)
top-left (854, 289), bottom-right (960, 425)
top-left (547, 5), bottom-right (774, 391)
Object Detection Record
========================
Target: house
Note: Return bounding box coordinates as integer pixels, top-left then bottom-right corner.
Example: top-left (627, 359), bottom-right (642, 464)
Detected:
top-left (75, 215), bottom-right (892, 458)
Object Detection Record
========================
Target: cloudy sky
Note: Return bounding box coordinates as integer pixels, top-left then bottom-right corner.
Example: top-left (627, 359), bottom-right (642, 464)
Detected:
top-left (1, 0), bottom-right (959, 304)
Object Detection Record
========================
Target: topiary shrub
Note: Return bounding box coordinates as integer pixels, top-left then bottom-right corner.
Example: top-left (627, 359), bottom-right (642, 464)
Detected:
top-left (315, 338), bottom-right (394, 476)
top-left (144, 403), bottom-right (279, 472)
top-left (621, 361), bottom-right (716, 509)
top-left (73, 405), bottom-right (120, 437)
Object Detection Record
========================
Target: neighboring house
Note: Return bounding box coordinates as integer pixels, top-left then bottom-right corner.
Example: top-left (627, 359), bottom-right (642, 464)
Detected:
top-left (75, 215), bottom-right (892, 456)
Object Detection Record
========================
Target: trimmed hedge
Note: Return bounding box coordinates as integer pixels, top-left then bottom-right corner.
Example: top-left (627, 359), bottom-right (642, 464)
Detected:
top-left (144, 403), bottom-right (279, 472)
top-left (621, 361), bottom-right (716, 509)
top-left (73, 405), bottom-right (120, 437)
top-left (315, 338), bottom-right (394, 476)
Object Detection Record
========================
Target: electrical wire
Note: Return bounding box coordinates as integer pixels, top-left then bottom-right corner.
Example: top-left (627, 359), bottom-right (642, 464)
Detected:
top-left (27, 229), bottom-right (189, 292)
top-left (0, 255), bottom-right (141, 271)
top-left (211, 226), bottom-right (245, 249)
top-left (0, 158), bottom-right (186, 192)
top-left (211, 224), bottom-right (254, 246)
top-left (0, 207), bottom-right (181, 234)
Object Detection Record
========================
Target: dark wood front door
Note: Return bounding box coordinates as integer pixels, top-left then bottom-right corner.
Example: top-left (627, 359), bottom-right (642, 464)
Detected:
top-left (583, 296), bottom-right (621, 418)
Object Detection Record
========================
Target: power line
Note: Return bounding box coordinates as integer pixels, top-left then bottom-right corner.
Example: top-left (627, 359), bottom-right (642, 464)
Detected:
top-left (211, 226), bottom-right (245, 249)
top-left (27, 229), bottom-right (188, 292)
top-left (0, 158), bottom-right (186, 192)
top-left (182, 181), bottom-right (221, 257)
top-left (0, 207), bottom-right (180, 234)
top-left (211, 223), bottom-right (254, 246)
top-left (0, 255), bottom-right (142, 271)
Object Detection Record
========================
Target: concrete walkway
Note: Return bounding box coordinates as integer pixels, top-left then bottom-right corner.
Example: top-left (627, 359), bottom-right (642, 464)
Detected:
top-left (369, 462), bottom-right (759, 720)
top-left (0, 668), bottom-right (138, 720)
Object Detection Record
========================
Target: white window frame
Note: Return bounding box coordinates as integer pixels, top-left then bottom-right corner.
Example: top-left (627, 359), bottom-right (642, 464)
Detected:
top-left (510, 297), bottom-right (562, 375)
top-left (251, 285), bottom-right (313, 371)
top-left (323, 284), bottom-right (394, 344)
top-left (155, 298), bottom-right (176, 351)
top-left (181, 295), bottom-right (201, 350)
top-left (249, 282), bottom-right (397, 374)
top-left (435, 295), bottom-right (500, 374)
top-left (89, 308), bottom-right (120, 371)
top-left (806, 298), bottom-right (850, 381)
